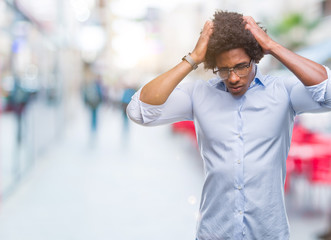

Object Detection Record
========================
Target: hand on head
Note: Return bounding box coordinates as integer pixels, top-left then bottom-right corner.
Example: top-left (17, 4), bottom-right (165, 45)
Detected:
top-left (243, 16), bottom-right (275, 54)
top-left (191, 20), bottom-right (214, 64)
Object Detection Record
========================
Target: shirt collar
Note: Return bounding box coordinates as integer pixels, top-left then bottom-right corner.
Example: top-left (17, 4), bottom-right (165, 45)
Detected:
top-left (254, 66), bottom-right (266, 87)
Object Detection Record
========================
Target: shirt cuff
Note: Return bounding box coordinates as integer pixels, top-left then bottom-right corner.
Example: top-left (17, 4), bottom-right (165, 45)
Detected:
top-left (135, 88), bottom-right (165, 124)
top-left (305, 65), bottom-right (330, 103)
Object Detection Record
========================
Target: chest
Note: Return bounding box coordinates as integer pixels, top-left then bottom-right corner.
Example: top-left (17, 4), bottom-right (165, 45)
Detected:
top-left (192, 84), bottom-right (293, 143)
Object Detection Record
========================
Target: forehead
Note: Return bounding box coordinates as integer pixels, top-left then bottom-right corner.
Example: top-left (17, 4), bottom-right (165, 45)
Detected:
top-left (215, 48), bottom-right (250, 67)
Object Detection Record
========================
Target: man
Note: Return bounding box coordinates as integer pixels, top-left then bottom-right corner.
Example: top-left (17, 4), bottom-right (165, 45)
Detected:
top-left (126, 11), bottom-right (331, 240)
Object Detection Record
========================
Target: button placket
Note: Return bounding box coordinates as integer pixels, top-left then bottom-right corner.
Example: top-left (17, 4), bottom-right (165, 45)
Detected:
top-left (234, 97), bottom-right (246, 238)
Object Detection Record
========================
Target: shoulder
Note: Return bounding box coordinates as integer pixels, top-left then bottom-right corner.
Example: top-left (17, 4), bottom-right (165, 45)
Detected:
top-left (265, 70), bottom-right (301, 89)
top-left (257, 68), bottom-right (298, 88)
top-left (207, 77), bottom-right (221, 87)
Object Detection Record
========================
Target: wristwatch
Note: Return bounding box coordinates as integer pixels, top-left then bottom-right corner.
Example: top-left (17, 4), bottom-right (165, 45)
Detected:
top-left (182, 53), bottom-right (198, 70)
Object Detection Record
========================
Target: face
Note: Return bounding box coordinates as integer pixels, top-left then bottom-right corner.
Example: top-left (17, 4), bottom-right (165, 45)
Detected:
top-left (215, 48), bottom-right (255, 96)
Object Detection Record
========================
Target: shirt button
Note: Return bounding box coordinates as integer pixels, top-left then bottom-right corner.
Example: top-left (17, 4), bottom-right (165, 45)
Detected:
top-left (239, 211), bottom-right (243, 215)
top-left (237, 160), bottom-right (241, 164)
top-left (237, 186), bottom-right (242, 190)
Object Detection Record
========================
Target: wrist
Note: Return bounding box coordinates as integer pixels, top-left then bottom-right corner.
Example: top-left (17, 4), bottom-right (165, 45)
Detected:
top-left (266, 40), bottom-right (280, 55)
top-left (189, 52), bottom-right (201, 64)
top-left (182, 53), bottom-right (199, 70)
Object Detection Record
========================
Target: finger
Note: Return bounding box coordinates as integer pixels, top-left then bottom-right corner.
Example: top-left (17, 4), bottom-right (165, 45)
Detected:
top-left (242, 16), bottom-right (256, 30)
top-left (204, 20), bottom-right (213, 31)
top-left (201, 20), bottom-right (214, 37)
top-left (200, 20), bottom-right (213, 35)
top-left (243, 16), bottom-right (255, 23)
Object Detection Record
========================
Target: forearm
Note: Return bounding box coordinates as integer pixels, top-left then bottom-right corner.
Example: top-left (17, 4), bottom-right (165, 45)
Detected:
top-left (270, 42), bottom-right (328, 86)
top-left (140, 60), bottom-right (194, 105)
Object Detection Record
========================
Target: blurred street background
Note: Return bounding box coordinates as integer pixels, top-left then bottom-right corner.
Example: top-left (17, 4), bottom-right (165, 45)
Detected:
top-left (0, 0), bottom-right (331, 239)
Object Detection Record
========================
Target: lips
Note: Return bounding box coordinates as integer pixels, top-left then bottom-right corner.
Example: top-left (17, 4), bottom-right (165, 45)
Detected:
top-left (229, 86), bottom-right (243, 93)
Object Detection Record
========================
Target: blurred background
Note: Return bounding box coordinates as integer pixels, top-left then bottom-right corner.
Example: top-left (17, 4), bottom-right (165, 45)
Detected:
top-left (0, 0), bottom-right (331, 239)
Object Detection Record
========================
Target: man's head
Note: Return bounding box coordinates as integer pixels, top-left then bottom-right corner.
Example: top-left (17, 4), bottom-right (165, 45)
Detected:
top-left (204, 11), bottom-right (265, 69)
top-left (204, 11), bottom-right (266, 96)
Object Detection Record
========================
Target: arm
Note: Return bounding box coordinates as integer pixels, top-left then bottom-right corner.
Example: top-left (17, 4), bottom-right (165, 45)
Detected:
top-left (243, 16), bottom-right (327, 86)
top-left (140, 20), bottom-right (214, 105)
top-left (127, 83), bottom-right (195, 126)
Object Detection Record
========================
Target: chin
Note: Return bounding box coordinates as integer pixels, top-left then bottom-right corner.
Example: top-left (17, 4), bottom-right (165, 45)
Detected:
top-left (231, 90), bottom-right (246, 96)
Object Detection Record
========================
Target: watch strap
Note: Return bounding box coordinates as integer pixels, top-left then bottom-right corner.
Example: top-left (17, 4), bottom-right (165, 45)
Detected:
top-left (182, 53), bottom-right (198, 70)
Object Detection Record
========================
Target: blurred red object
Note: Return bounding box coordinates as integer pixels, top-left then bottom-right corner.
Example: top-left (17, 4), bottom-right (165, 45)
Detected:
top-left (310, 156), bottom-right (331, 184)
top-left (172, 121), bottom-right (196, 140)
top-left (286, 123), bottom-right (331, 192)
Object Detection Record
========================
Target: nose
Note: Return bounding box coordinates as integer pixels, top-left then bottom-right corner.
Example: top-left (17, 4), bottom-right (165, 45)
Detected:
top-left (227, 70), bottom-right (240, 85)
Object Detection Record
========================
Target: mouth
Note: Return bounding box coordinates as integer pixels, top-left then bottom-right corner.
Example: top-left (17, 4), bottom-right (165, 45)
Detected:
top-left (229, 86), bottom-right (243, 94)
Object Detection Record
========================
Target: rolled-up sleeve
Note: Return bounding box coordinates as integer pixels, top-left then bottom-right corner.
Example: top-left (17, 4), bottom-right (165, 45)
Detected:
top-left (305, 66), bottom-right (331, 104)
top-left (126, 82), bottom-right (194, 126)
top-left (289, 66), bottom-right (331, 114)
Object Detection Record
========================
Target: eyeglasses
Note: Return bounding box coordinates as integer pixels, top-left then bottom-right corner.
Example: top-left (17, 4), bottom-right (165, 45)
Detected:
top-left (213, 59), bottom-right (253, 80)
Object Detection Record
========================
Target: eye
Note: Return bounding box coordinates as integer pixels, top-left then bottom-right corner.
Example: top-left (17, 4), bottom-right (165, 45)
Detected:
top-left (218, 67), bottom-right (228, 72)
top-left (236, 64), bottom-right (248, 70)
top-left (218, 69), bottom-right (228, 73)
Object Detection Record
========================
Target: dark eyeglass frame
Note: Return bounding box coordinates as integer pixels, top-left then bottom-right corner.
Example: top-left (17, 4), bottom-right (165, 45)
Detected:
top-left (213, 59), bottom-right (253, 80)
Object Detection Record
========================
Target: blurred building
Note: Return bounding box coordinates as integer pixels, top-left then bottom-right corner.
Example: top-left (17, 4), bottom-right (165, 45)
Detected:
top-left (0, 0), bottom-right (108, 200)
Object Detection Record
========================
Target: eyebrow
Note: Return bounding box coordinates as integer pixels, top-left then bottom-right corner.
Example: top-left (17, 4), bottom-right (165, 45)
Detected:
top-left (218, 61), bottom-right (250, 70)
